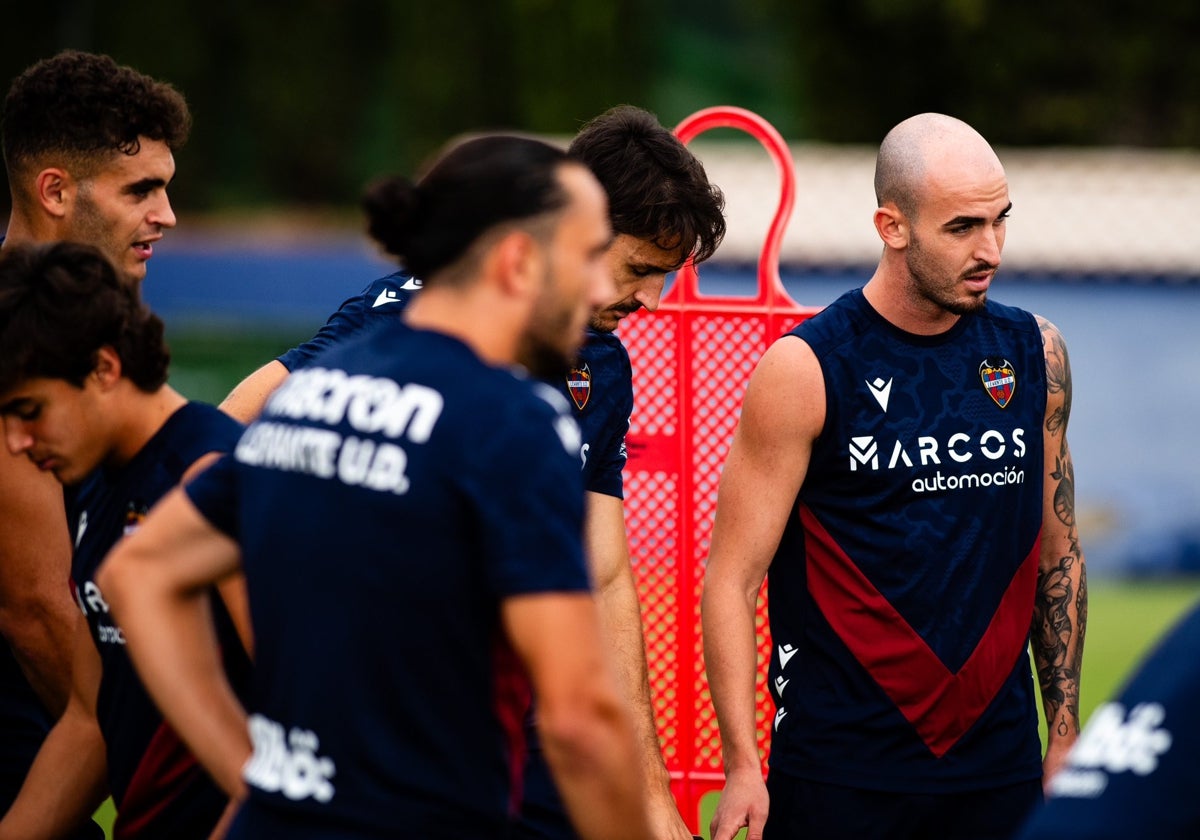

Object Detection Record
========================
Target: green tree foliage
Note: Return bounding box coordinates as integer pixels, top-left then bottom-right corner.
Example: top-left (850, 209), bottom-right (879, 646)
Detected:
top-left (769, 0), bottom-right (1200, 146)
top-left (2, 1), bottom-right (1198, 215)
top-left (1, 0), bottom-right (654, 212)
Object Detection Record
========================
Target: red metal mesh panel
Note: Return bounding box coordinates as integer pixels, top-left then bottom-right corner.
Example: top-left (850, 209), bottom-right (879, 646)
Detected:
top-left (620, 107), bottom-right (823, 834)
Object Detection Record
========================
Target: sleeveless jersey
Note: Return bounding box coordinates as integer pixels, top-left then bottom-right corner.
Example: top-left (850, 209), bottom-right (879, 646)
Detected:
top-left (768, 288), bottom-right (1046, 792)
top-left (68, 402), bottom-right (249, 839)
top-left (186, 322), bottom-right (590, 839)
top-left (1016, 600), bottom-right (1200, 839)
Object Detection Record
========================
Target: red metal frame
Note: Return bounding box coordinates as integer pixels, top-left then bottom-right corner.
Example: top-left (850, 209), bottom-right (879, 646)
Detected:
top-left (620, 106), bottom-right (822, 834)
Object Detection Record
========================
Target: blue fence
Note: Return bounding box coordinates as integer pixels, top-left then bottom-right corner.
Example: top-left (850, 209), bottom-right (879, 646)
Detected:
top-left (143, 237), bottom-right (1200, 579)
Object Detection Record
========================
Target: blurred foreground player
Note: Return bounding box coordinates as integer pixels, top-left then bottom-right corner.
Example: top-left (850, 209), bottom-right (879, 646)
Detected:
top-left (1016, 599), bottom-right (1200, 840)
top-left (99, 134), bottom-right (654, 840)
top-left (0, 242), bottom-right (247, 839)
top-left (220, 105), bottom-right (726, 839)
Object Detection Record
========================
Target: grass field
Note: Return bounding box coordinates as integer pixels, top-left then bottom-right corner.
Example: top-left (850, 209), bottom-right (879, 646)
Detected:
top-left (86, 329), bottom-right (1199, 838)
top-left (695, 578), bottom-right (1200, 839)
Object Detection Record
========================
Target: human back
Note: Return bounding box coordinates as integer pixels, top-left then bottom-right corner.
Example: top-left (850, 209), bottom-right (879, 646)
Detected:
top-left (101, 132), bottom-right (652, 840)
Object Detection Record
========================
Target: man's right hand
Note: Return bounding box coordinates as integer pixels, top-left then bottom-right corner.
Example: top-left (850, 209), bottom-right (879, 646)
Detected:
top-left (709, 767), bottom-right (769, 840)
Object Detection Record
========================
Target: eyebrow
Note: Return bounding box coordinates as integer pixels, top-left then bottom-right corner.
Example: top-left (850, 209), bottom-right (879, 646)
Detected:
top-left (0, 397), bottom-right (32, 415)
top-left (122, 176), bottom-right (169, 196)
top-left (943, 202), bottom-right (1013, 229)
top-left (630, 258), bottom-right (683, 274)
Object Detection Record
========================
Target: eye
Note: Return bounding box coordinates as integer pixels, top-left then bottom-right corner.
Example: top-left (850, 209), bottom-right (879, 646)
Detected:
top-left (13, 405), bottom-right (41, 422)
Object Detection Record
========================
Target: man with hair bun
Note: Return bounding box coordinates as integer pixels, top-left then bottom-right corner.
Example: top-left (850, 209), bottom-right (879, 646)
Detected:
top-left (0, 241), bottom-right (248, 839)
top-left (99, 133), bottom-right (654, 840)
top-left (0, 50), bottom-right (191, 838)
top-left (220, 105), bottom-right (725, 839)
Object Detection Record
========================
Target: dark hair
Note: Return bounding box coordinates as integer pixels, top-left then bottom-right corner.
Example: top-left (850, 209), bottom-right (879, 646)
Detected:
top-left (2, 50), bottom-right (191, 184)
top-left (568, 105), bottom-right (725, 265)
top-left (362, 134), bottom-right (574, 282)
top-left (0, 242), bottom-right (170, 395)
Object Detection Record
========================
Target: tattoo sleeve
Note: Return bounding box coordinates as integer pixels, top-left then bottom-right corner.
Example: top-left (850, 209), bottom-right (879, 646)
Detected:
top-left (1031, 317), bottom-right (1087, 740)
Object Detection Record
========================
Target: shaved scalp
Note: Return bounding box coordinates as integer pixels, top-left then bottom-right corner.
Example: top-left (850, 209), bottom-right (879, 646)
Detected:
top-left (874, 113), bottom-right (1001, 219)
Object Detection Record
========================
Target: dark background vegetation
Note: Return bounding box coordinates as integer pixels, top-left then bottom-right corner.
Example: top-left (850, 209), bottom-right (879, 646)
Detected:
top-left (3, 1), bottom-right (1199, 218)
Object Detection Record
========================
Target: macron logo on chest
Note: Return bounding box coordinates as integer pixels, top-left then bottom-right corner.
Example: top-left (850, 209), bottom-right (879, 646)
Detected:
top-left (866, 377), bottom-right (892, 412)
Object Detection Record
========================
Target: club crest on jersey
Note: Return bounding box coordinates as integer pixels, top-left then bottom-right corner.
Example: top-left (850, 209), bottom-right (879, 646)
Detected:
top-left (979, 358), bottom-right (1016, 408)
top-left (123, 501), bottom-right (148, 537)
top-left (566, 363), bottom-right (592, 410)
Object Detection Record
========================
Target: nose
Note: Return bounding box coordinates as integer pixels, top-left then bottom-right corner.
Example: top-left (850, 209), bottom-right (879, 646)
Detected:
top-left (3, 418), bottom-right (33, 456)
top-left (976, 225), bottom-right (1003, 267)
top-left (633, 275), bottom-right (667, 314)
top-left (149, 193), bottom-right (177, 230)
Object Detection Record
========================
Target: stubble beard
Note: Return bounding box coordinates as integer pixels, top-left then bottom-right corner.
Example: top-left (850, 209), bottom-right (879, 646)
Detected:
top-left (906, 236), bottom-right (989, 317)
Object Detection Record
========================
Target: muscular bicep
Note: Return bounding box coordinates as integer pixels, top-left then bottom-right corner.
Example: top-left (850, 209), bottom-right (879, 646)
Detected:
top-left (707, 336), bottom-right (825, 591)
top-left (584, 491), bottom-right (629, 593)
top-left (1037, 316), bottom-right (1082, 568)
top-left (0, 453), bottom-right (77, 713)
top-left (502, 592), bottom-right (610, 709)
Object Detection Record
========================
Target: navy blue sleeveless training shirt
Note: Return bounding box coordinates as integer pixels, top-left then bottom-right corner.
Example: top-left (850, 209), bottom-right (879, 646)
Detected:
top-left (768, 288), bottom-right (1046, 792)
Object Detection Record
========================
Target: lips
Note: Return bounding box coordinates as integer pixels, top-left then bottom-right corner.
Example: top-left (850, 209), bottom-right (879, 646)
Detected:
top-left (133, 242), bottom-right (154, 260)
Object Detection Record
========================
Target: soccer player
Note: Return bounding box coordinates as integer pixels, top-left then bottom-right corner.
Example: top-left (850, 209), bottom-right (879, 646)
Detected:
top-left (0, 241), bottom-right (249, 838)
top-left (1016, 600), bottom-right (1200, 839)
top-left (98, 133), bottom-right (654, 840)
top-left (702, 113), bottom-right (1086, 840)
top-left (0, 50), bottom-right (189, 837)
top-left (219, 105), bottom-right (726, 840)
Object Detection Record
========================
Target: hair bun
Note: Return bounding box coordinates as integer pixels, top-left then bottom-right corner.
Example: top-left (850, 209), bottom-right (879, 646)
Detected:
top-left (362, 175), bottom-right (423, 259)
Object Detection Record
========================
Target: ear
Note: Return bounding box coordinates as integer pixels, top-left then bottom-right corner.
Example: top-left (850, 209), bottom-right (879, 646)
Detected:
top-left (34, 168), bottom-right (73, 220)
top-left (491, 230), bottom-right (543, 299)
top-left (91, 346), bottom-right (124, 391)
top-left (873, 203), bottom-right (910, 250)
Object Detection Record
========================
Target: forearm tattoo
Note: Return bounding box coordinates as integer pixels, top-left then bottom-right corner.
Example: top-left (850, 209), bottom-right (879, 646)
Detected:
top-left (1032, 319), bottom-right (1086, 737)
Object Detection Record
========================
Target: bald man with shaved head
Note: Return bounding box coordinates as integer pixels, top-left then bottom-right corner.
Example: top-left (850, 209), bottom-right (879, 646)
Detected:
top-left (703, 113), bottom-right (1086, 840)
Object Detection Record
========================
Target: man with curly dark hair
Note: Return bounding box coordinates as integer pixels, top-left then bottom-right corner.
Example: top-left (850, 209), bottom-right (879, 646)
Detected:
top-left (0, 51), bottom-right (191, 838)
top-left (2, 49), bottom-right (190, 283)
top-left (0, 241), bottom-right (248, 839)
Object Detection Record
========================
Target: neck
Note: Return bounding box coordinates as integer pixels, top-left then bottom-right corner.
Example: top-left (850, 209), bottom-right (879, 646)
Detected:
top-left (403, 284), bottom-right (525, 369)
top-left (2, 209), bottom-right (65, 249)
top-left (107, 385), bottom-right (188, 468)
top-left (862, 261), bottom-right (963, 337)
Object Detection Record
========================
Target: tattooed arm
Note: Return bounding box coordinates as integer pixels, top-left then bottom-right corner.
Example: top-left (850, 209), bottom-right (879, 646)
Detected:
top-left (1031, 315), bottom-right (1087, 790)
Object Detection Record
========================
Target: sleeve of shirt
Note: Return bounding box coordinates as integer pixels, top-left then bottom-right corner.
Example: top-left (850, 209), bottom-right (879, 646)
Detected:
top-left (276, 273), bottom-right (420, 372)
top-left (467, 386), bottom-right (591, 598)
top-left (1015, 603), bottom-right (1200, 840)
top-left (584, 353), bottom-right (633, 499)
top-left (183, 453), bottom-right (240, 539)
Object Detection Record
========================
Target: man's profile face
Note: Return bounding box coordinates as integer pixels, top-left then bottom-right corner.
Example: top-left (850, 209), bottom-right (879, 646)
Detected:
top-left (589, 234), bottom-right (684, 333)
top-left (521, 164), bottom-right (614, 378)
top-left (0, 376), bottom-right (110, 486)
top-left (63, 137), bottom-right (177, 284)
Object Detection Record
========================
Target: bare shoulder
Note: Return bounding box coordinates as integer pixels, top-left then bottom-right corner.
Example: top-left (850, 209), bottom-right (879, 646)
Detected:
top-left (0, 451), bottom-right (65, 528)
top-left (1034, 314), bottom-right (1070, 360)
top-left (736, 335), bottom-right (825, 451)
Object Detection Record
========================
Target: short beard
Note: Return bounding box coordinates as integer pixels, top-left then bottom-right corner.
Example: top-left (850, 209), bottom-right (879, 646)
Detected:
top-left (519, 337), bottom-right (573, 380)
top-left (907, 236), bottom-right (990, 316)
